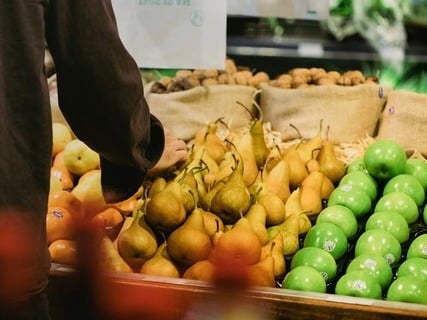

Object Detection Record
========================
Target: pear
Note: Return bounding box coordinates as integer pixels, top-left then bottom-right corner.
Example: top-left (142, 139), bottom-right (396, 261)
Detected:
top-left (233, 131), bottom-right (260, 186)
top-left (203, 150), bottom-right (235, 187)
top-left (245, 202), bottom-right (269, 245)
top-left (250, 118), bottom-right (269, 170)
top-left (174, 171), bottom-right (198, 213)
top-left (148, 176), bottom-right (167, 198)
top-left (268, 213), bottom-right (300, 256)
top-left (298, 212), bottom-right (312, 235)
top-left (246, 250), bottom-right (276, 288)
top-left (140, 241), bottom-right (180, 278)
top-left (283, 143), bottom-right (308, 189)
top-left (213, 216), bottom-right (262, 266)
top-left (210, 156), bottom-right (251, 225)
top-left (116, 209), bottom-right (158, 271)
top-left (167, 206), bottom-right (212, 266)
top-left (201, 210), bottom-right (224, 238)
top-left (256, 187), bottom-right (286, 226)
top-left (199, 180), bottom-right (224, 211)
top-left (182, 259), bottom-right (216, 283)
top-left (204, 121), bottom-right (227, 164)
top-left (296, 120), bottom-right (323, 165)
top-left (261, 157), bottom-right (291, 204)
top-left (100, 236), bottom-right (133, 273)
top-left (284, 188), bottom-right (304, 218)
top-left (264, 145), bottom-right (282, 172)
top-left (261, 232), bottom-right (286, 280)
top-left (320, 174), bottom-right (335, 199)
top-left (299, 166), bottom-right (324, 216)
top-left (317, 125), bottom-right (346, 184)
top-left (145, 180), bottom-right (187, 234)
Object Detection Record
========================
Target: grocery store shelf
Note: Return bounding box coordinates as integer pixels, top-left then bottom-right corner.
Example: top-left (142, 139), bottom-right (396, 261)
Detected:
top-left (226, 18), bottom-right (427, 76)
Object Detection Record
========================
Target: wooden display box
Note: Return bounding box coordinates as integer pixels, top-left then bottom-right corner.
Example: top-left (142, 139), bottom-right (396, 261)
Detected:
top-left (48, 264), bottom-right (427, 320)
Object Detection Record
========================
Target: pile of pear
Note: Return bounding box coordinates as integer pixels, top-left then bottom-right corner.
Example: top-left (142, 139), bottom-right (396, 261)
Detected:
top-left (98, 109), bottom-right (348, 289)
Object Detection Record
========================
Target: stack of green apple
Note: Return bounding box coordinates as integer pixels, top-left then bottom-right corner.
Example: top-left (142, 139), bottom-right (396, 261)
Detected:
top-left (283, 139), bottom-right (427, 305)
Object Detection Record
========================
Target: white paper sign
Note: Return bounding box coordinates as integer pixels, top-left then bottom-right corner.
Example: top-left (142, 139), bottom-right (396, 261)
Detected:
top-left (227, 0), bottom-right (329, 20)
top-left (111, 0), bottom-right (227, 69)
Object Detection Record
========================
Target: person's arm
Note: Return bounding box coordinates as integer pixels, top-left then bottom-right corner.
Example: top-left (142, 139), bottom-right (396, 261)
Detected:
top-left (45, 0), bottom-right (185, 202)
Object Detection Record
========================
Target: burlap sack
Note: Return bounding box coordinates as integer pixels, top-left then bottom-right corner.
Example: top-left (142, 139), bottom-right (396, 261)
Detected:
top-left (260, 83), bottom-right (391, 144)
top-left (145, 83), bottom-right (258, 141)
top-left (376, 89), bottom-right (427, 155)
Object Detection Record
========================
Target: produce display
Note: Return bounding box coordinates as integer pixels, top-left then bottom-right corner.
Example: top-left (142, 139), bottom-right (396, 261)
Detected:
top-left (47, 109), bottom-right (427, 306)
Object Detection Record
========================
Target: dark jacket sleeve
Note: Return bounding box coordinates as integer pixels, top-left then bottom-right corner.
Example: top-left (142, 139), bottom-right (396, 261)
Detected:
top-left (45, 0), bottom-right (164, 201)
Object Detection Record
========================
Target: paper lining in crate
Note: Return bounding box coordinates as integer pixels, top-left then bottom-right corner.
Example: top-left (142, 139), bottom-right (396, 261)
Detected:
top-left (145, 83), bottom-right (258, 141)
top-left (376, 89), bottom-right (427, 156)
top-left (259, 83), bottom-right (391, 145)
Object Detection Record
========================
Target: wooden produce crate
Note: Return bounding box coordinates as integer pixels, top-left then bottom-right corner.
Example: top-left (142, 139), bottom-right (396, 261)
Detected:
top-left (48, 263), bottom-right (427, 320)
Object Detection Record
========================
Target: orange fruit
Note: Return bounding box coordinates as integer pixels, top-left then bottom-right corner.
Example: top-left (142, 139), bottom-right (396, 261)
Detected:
top-left (48, 239), bottom-right (78, 265)
top-left (46, 206), bottom-right (75, 245)
top-left (51, 166), bottom-right (74, 190)
top-left (48, 190), bottom-right (85, 222)
top-left (52, 150), bottom-right (68, 172)
top-left (91, 207), bottom-right (124, 230)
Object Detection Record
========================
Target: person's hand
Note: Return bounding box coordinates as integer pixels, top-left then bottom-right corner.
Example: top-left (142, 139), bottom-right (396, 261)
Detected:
top-left (147, 128), bottom-right (188, 177)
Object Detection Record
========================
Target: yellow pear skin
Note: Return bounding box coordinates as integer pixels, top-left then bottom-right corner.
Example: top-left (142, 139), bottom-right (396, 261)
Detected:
top-left (320, 174), bottom-right (335, 199)
top-left (116, 210), bottom-right (158, 271)
top-left (246, 251), bottom-right (276, 288)
top-left (148, 176), bottom-right (167, 198)
top-left (205, 122), bottom-right (227, 164)
top-left (257, 188), bottom-right (286, 226)
top-left (296, 121), bottom-right (323, 165)
top-left (210, 158), bottom-right (251, 224)
top-left (317, 138), bottom-right (346, 184)
top-left (250, 119), bottom-right (270, 169)
top-left (182, 259), bottom-right (216, 283)
top-left (234, 131), bottom-right (260, 186)
top-left (261, 233), bottom-right (286, 279)
top-left (203, 150), bottom-right (235, 187)
top-left (167, 207), bottom-right (212, 267)
top-left (268, 213), bottom-right (300, 256)
top-left (213, 216), bottom-right (262, 266)
top-left (201, 210), bottom-right (224, 238)
top-left (284, 187), bottom-right (304, 218)
top-left (283, 145), bottom-right (308, 189)
top-left (100, 236), bottom-right (133, 273)
top-left (145, 180), bottom-right (187, 234)
top-left (245, 202), bottom-right (269, 245)
top-left (262, 158), bottom-right (291, 204)
top-left (140, 241), bottom-right (180, 278)
top-left (299, 170), bottom-right (324, 216)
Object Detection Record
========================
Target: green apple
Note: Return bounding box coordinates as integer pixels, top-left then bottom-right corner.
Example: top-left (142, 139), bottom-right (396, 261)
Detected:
top-left (316, 205), bottom-right (358, 239)
top-left (334, 270), bottom-right (382, 299)
top-left (374, 192), bottom-right (419, 224)
top-left (365, 210), bottom-right (410, 244)
top-left (339, 170), bottom-right (378, 201)
top-left (363, 139), bottom-right (407, 181)
top-left (386, 275), bottom-right (427, 304)
top-left (383, 174), bottom-right (425, 207)
top-left (354, 229), bottom-right (402, 266)
top-left (406, 234), bottom-right (427, 260)
top-left (346, 253), bottom-right (393, 290)
top-left (282, 266), bottom-right (327, 293)
top-left (404, 158), bottom-right (427, 191)
top-left (346, 157), bottom-right (367, 174)
top-left (327, 184), bottom-right (372, 219)
top-left (63, 139), bottom-right (100, 176)
top-left (290, 247), bottom-right (337, 283)
top-left (303, 222), bottom-right (348, 260)
top-left (396, 257), bottom-right (427, 282)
